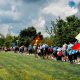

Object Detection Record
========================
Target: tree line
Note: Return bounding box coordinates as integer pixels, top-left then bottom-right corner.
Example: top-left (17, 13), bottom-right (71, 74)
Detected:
top-left (0, 15), bottom-right (80, 48)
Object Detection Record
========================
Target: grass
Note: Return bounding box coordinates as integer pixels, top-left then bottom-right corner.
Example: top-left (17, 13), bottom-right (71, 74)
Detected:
top-left (0, 51), bottom-right (80, 80)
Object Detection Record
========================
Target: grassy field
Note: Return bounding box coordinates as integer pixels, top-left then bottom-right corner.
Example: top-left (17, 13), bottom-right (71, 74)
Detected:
top-left (0, 51), bottom-right (80, 80)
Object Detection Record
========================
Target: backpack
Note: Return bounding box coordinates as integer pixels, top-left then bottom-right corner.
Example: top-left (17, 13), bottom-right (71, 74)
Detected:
top-left (49, 47), bottom-right (53, 52)
top-left (57, 51), bottom-right (62, 56)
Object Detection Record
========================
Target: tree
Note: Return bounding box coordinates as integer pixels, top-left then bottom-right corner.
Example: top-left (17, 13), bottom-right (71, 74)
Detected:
top-left (19, 26), bottom-right (37, 46)
top-left (0, 33), bottom-right (5, 47)
top-left (42, 37), bottom-right (53, 46)
top-left (48, 15), bottom-right (80, 46)
top-left (4, 34), bottom-right (14, 48)
top-left (45, 20), bottom-right (58, 36)
top-left (20, 26), bottom-right (36, 38)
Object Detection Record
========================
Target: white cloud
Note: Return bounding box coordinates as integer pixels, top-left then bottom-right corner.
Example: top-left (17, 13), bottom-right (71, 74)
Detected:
top-left (10, 31), bottom-right (18, 36)
top-left (33, 17), bottom-right (45, 28)
top-left (0, 24), bottom-right (18, 37)
top-left (0, 0), bottom-right (22, 22)
top-left (31, 16), bottom-right (50, 37)
top-left (43, 32), bottom-right (50, 37)
top-left (64, 5), bottom-right (78, 17)
top-left (75, 0), bottom-right (80, 4)
top-left (11, 5), bottom-right (21, 20)
top-left (32, 17), bottom-right (45, 31)
top-left (42, 1), bottom-right (78, 19)
top-left (0, 5), bottom-right (21, 21)
top-left (0, 0), bottom-right (6, 5)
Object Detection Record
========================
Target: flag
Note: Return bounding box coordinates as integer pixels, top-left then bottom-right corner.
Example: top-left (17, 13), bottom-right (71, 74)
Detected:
top-left (75, 33), bottom-right (80, 41)
top-left (72, 43), bottom-right (80, 50)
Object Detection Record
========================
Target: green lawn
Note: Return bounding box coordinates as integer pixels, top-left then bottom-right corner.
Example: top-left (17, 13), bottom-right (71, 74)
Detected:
top-left (0, 51), bottom-right (80, 80)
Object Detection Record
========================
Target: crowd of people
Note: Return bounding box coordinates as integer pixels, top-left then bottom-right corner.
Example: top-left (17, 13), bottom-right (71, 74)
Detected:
top-left (28, 41), bottom-right (80, 63)
top-left (0, 41), bottom-right (80, 64)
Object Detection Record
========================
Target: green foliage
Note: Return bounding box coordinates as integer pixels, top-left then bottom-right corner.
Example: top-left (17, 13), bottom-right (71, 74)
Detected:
top-left (51, 15), bottom-right (80, 46)
top-left (4, 34), bottom-right (14, 47)
top-left (0, 38), bottom-right (5, 46)
top-left (20, 26), bottom-right (36, 38)
top-left (19, 26), bottom-right (37, 46)
top-left (0, 34), bottom-right (5, 47)
top-left (42, 37), bottom-right (53, 46)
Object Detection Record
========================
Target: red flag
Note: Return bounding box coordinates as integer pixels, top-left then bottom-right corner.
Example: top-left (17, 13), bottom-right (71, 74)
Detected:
top-left (72, 43), bottom-right (80, 50)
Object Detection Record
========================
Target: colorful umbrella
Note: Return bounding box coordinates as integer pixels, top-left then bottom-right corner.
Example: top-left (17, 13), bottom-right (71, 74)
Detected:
top-left (72, 43), bottom-right (80, 50)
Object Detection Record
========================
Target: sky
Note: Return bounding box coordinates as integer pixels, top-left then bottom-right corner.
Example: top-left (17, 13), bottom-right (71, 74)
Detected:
top-left (0, 0), bottom-right (80, 37)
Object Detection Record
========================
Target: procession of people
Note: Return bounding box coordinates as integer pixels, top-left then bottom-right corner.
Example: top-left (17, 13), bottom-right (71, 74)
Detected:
top-left (1, 40), bottom-right (79, 64)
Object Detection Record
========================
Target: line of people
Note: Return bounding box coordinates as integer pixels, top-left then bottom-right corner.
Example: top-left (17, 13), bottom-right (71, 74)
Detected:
top-left (1, 41), bottom-right (80, 64)
top-left (28, 42), bottom-right (80, 63)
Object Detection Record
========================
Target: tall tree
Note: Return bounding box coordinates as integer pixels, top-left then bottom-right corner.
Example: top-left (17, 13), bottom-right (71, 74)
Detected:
top-left (0, 33), bottom-right (5, 47)
top-left (19, 26), bottom-right (37, 46)
top-left (49, 15), bottom-right (80, 46)
top-left (4, 34), bottom-right (14, 47)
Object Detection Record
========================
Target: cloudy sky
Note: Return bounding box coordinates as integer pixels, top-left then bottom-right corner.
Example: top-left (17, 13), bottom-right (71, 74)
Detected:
top-left (0, 0), bottom-right (80, 37)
